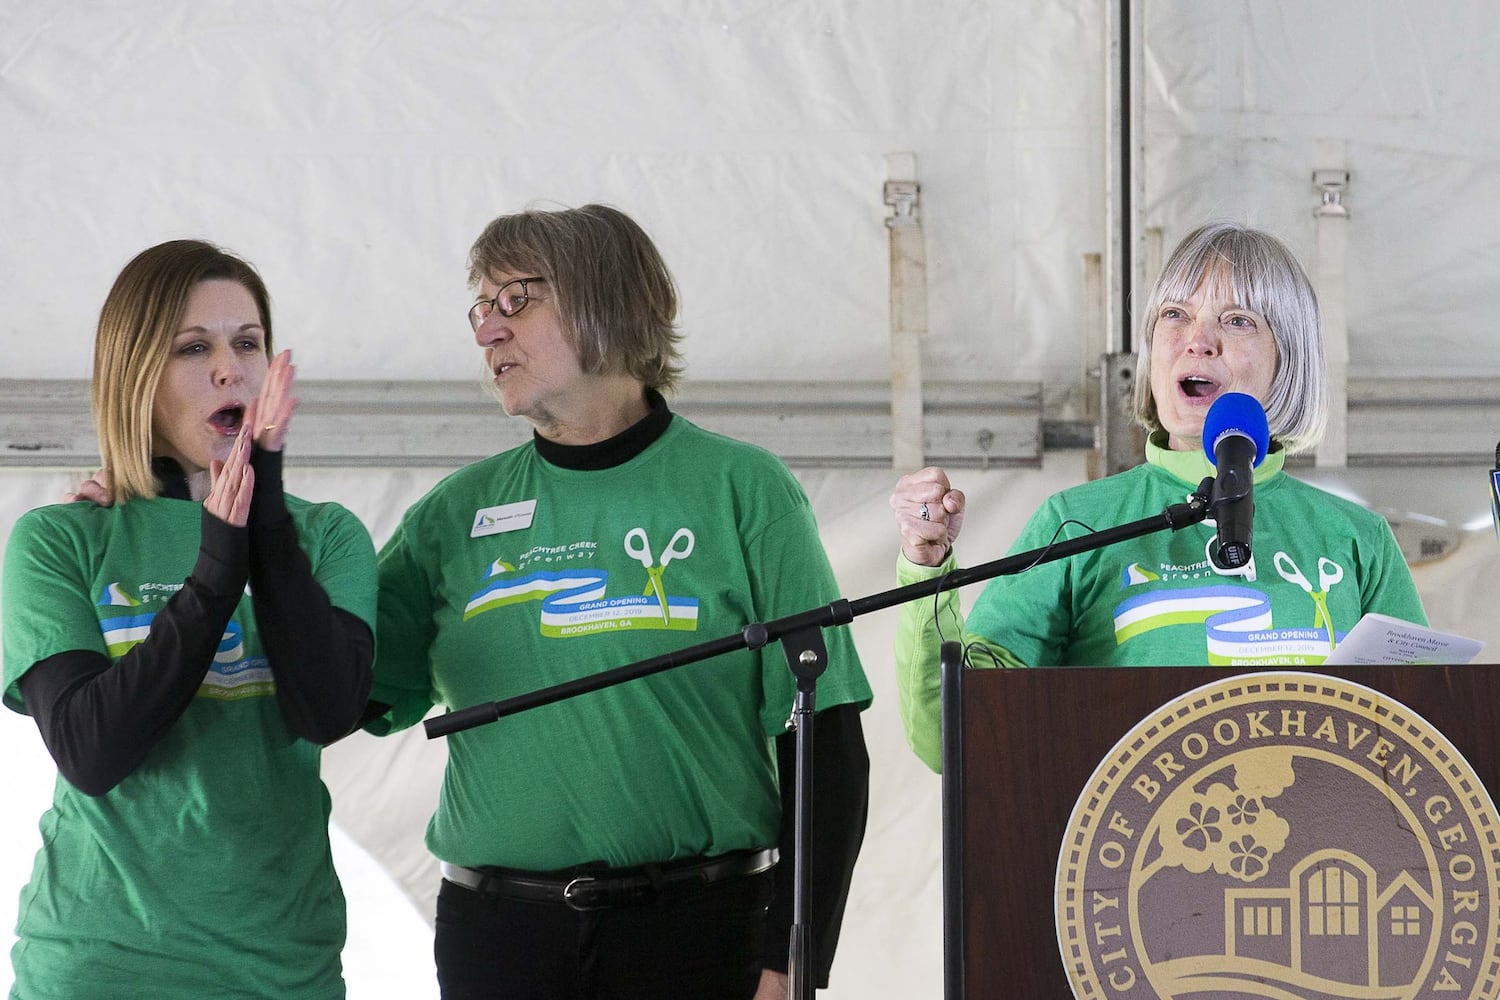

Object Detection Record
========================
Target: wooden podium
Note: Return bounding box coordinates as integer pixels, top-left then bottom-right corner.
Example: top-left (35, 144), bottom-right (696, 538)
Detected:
top-left (938, 656), bottom-right (1500, 999)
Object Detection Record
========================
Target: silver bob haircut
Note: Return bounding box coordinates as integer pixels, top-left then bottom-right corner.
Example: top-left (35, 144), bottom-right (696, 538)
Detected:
top-left (1133, 221), bottom-right (1327, 454)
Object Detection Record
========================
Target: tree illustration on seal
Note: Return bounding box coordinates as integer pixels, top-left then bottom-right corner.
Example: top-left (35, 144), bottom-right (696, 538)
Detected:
top-left (1140, 748), bottom-right (1294, 883)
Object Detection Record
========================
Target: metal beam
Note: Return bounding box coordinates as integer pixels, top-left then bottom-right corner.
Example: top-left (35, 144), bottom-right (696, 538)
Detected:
top-left (6, 376), bottom-right (1492, 470)
top-left (1313, 143), bottom-right (1352, 468)
top-left (0, 378), bottom-right (1043, 470)
top-left (1103, 0), bottom-right (1145, 357)
top-left (885, 151), bottom-right (928, 471)
top-left (1340, 378), bottom-right (1500, 467)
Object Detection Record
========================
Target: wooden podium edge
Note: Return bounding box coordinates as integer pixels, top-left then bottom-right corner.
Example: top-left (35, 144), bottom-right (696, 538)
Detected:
top-left (940, 663), bottom-right (1500, 999)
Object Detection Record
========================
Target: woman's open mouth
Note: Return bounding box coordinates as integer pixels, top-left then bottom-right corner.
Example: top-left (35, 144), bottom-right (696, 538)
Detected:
top-left (1179, 376), bottom-right (1219, 399)
top-left (208, 405), bottom-right (245, 434)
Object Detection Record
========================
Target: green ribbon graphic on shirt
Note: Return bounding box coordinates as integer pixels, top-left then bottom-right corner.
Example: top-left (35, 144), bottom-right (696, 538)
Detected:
top-left (464, 567), bottom-right (700, 636)
top-left (1113, 584), bottom-right (1345, 665)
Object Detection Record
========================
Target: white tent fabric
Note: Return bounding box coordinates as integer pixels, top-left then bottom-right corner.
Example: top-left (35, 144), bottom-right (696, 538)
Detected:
top-left (3, 5), bottom-right (1497, 383)
top-left (4, 1), bottom-right (1500, 996)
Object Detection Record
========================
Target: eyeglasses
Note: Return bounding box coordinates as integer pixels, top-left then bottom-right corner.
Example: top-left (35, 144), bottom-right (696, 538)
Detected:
top-left (469, 277), bottom-right (546, 330)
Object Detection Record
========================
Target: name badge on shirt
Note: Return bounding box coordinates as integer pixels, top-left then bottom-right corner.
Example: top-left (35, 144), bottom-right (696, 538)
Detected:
top-left (471, 499), bottom-right (537, 538)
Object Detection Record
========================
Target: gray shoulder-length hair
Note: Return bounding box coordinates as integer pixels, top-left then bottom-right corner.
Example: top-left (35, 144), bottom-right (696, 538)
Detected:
top-left (467, 203), bottom-right (685, 393)
top-left (1132, 221), bottom-right (1327, 454)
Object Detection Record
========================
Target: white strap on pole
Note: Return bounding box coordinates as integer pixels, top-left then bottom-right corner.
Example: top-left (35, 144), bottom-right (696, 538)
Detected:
top-left (885, 152), bottom-right (927, 471)
top-left (1313, 141), bottom-right (1350, 468)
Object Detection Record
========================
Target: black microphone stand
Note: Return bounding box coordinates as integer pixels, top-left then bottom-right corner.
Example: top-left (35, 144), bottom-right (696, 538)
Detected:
top-left (424, 479), bottom-right (1215, 1000)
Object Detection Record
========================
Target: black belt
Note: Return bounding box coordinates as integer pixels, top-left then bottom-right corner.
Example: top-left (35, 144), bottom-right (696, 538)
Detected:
top-left (440, 847), bottom-right (778, 911)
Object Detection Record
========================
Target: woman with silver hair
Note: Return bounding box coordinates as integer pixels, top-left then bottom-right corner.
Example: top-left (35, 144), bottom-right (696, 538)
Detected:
top-left (366, 203), bottom-right (873, 998)
top-left (889, 221), bottom-right (1425, 772)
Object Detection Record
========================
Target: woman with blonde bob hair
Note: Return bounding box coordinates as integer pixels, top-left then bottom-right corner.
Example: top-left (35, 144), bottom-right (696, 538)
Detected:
top-left (3, 239), bottom-right (377, 999)
top-left (90, 239), bottom-right (275, 502)
top-left (889, 221), bottom-right (1424, 772)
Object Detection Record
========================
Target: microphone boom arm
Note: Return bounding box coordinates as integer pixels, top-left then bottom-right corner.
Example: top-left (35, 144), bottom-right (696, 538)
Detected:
top-left (424, 477), bottom-right (1215, 739)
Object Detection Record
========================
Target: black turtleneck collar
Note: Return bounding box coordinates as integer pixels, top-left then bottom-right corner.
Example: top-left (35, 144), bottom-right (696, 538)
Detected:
top-left (533, 389), bottom-right (673, 471)
top-left (152, 456), bottom-right (194, 500)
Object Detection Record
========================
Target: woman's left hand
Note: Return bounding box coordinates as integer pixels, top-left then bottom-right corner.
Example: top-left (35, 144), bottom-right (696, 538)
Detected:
top-left (247, 349), bottom-right (298, 453)
top-left (890, 466), bottom-right (966, 566)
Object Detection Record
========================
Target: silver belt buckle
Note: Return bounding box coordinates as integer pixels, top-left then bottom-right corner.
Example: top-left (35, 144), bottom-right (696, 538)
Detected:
top-left (562, 875), bottom-right (600, 911)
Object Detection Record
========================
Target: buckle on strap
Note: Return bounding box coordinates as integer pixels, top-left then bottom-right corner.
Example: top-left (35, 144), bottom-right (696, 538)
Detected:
top-left (561, 872), bottom-right (660, 911)
top-left (562, 875), bottom-right (607, 911)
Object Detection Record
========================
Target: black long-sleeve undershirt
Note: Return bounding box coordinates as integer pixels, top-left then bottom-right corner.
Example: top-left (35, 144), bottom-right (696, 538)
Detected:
top-left (246, 449), bottom-right (373, 744)
top-left (17, 453), bottom-right (373, 796)
top-left (18, 508), bottom-right (248, 795)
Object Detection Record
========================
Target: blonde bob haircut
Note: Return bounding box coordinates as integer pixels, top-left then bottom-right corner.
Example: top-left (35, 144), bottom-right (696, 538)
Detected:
top-left (93, 240), bottom-right (273, 503)
top-left (1133, 221), bottom-right (1327, 454)
top-left (467, 203), bottom-right (685, 393)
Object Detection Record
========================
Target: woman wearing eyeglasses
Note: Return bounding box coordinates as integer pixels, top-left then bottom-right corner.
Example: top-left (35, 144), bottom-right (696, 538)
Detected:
top-left (366, 203), bottom-right (873, 999)
top-left (2, 240), bottom-right (377, 998)
top-left (888, 221), bottom-right (1426, 773)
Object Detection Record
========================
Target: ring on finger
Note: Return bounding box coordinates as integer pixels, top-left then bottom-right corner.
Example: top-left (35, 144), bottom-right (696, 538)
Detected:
top-left (919, 502), bottom-right (930, 521)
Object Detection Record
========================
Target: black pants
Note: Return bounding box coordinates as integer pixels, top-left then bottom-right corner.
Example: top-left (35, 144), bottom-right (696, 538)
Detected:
top-left (433, 869), bottom-right (775, 999)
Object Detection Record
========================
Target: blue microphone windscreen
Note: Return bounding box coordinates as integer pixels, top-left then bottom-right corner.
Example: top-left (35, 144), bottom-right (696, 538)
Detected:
top-left (1201, 392), bottom-right (1270, 468)
top-left (1491, 469), bottom-right (1500, 546)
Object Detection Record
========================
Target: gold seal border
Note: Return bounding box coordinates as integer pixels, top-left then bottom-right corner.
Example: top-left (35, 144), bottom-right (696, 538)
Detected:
top-left (1054, 671), bottom-right (1500, 1000)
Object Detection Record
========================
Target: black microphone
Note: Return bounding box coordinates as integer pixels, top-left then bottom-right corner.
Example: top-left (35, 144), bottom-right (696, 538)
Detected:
top-left (1201, 393), bottom-right (1270, 570)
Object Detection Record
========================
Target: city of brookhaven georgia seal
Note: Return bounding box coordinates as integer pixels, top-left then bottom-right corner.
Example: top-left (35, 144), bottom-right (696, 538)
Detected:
top-left (1055, 672), bottom-right (1500, 1000)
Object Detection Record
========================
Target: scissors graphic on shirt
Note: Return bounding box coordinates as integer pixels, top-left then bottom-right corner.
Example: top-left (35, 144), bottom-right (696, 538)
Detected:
top-left (1273, 551), bottom-right (1345, 650)
top-left (624, 527), bottom-right (696, 623)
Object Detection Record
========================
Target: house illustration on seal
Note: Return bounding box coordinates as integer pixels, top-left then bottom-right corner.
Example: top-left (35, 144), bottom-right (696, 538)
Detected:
top-left (1224, 848), bottom-right (1436, 989)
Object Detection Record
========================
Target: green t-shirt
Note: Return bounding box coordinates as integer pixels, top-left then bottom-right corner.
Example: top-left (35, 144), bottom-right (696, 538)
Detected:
top-left (894, 439), bottom-right (1427, 771)
top-left (371, 416), bottom-right (873, 870)
top-left (3, 493), bottom-right (376, 1000)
